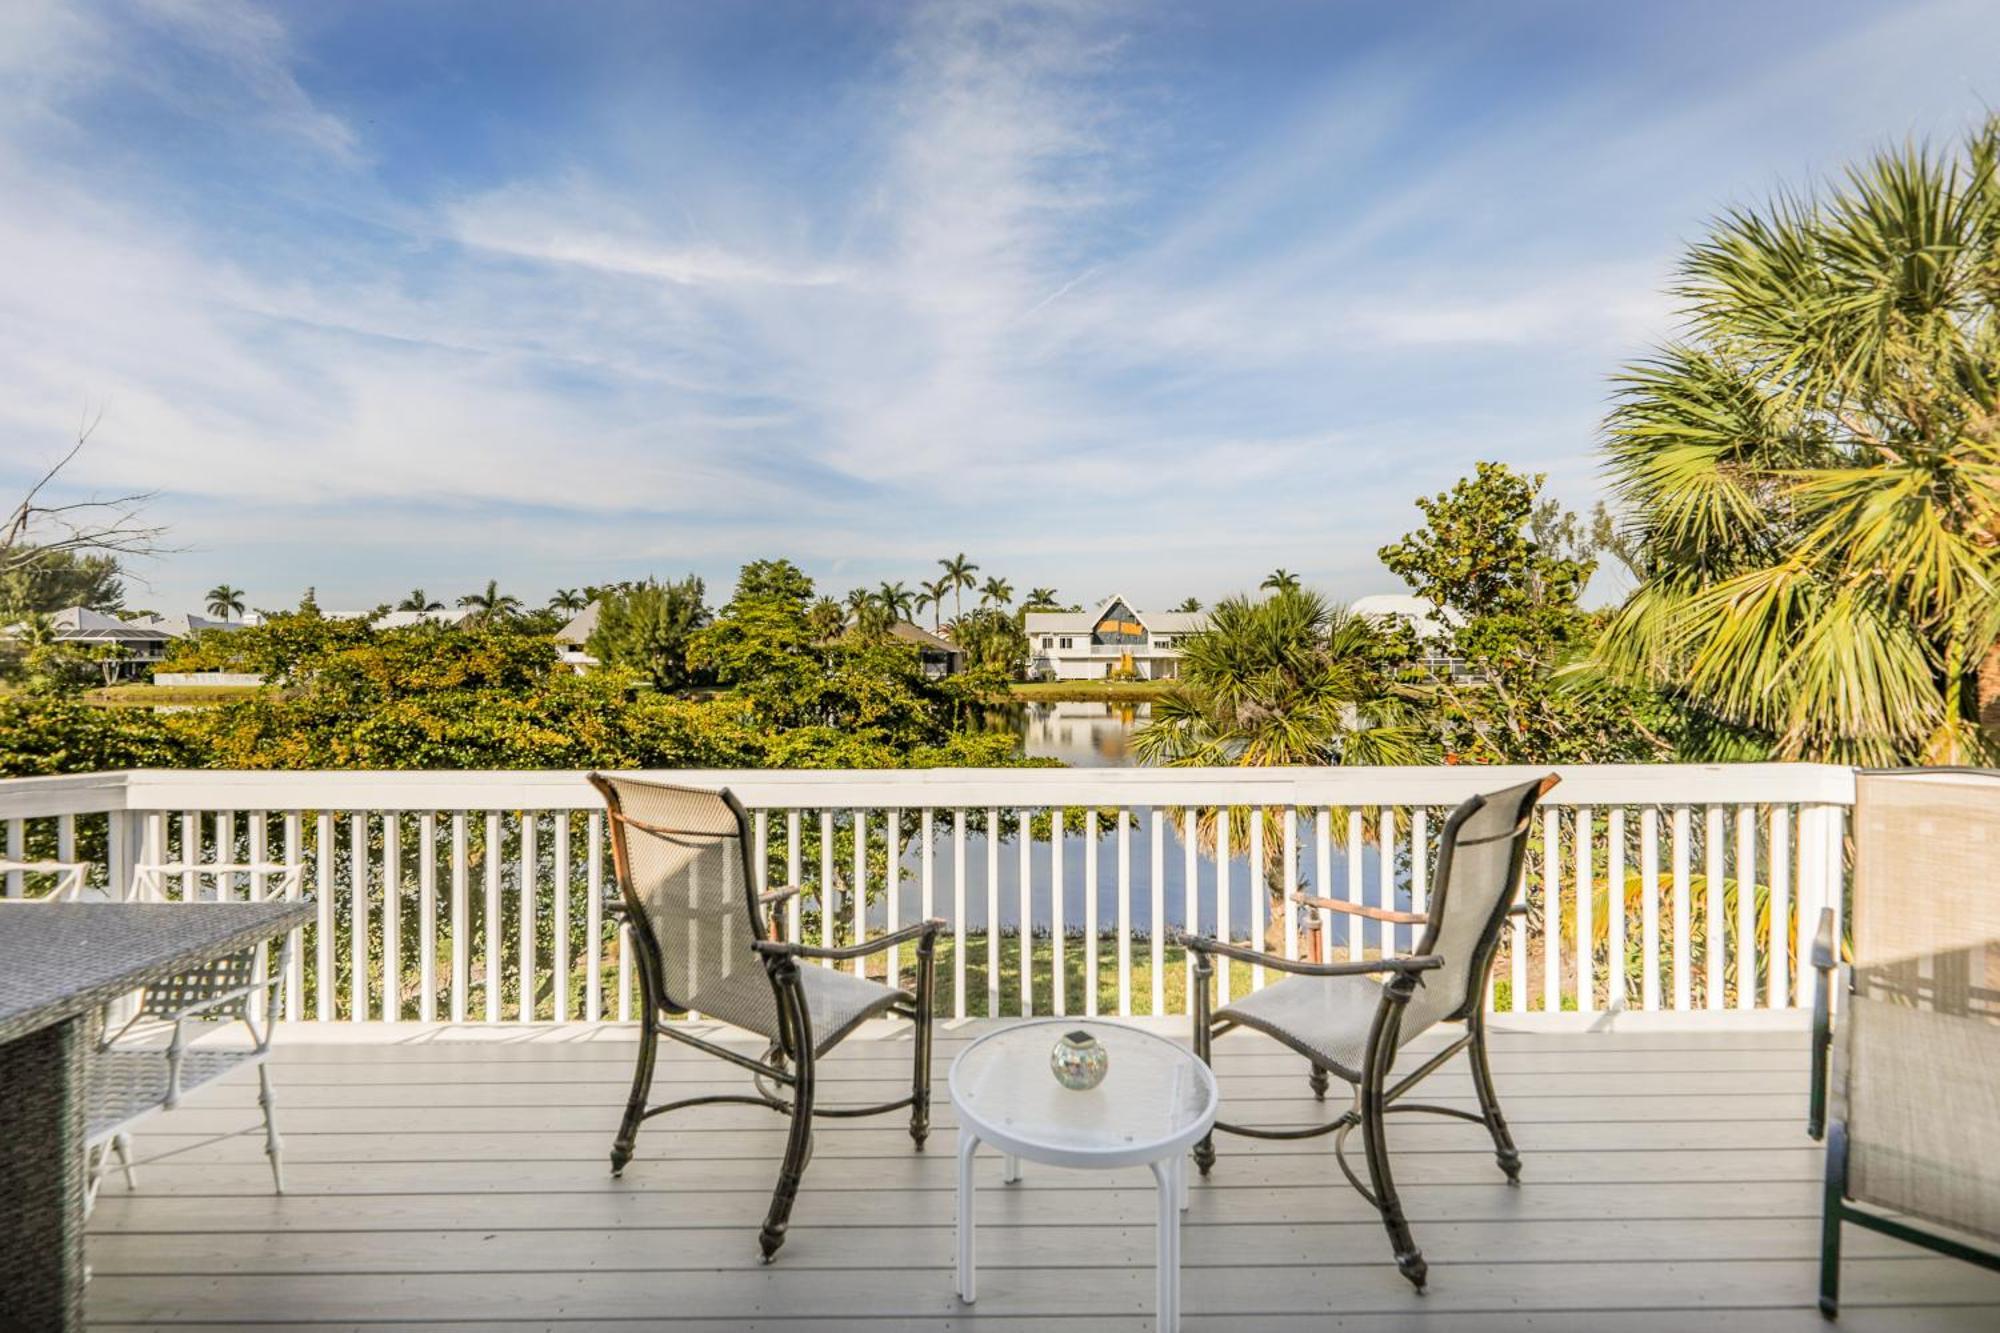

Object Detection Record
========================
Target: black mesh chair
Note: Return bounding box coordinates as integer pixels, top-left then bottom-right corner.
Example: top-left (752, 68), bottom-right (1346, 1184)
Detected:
top-left (1177, 774), bottom-right (1556, 1291)
top-left (589, 774), bottom-right (941, 1261)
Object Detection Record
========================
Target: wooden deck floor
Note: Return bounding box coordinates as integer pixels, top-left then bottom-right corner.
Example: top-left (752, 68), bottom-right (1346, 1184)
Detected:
top-left (85, 1019), bottom-right (2000, 1331)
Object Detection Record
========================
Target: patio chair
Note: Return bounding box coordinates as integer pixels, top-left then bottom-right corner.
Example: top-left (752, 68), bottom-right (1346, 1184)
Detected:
top-left (82, 862), bottom-right (302, 1210)
top-left (1809, 769), bottom-right (2000, 1317)
top-left (1178, 774), bottom-right (1557, 1291)
top-left (589, 774), bottom-right (941, 1261)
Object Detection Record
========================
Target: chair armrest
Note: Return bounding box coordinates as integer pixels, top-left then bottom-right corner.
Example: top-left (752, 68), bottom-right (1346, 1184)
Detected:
top-left (760, 885), bottom-right (803, 907)
top-left (754, 918), bottom-right (943, 963)
top-left (1292, 892), bottom-right (1429, 926)
top-left (1171, 929), bottom-right (1442, 978)
top-left (1508, 902), bottom-right (1530, 918)
top-left (1809, 907), bottom-right (1837, 1140)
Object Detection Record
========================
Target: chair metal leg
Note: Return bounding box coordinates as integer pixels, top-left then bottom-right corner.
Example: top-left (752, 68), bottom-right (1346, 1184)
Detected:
top-left (610, 1014), bottom-right (657, 1176)
top-left (910, 933), bottom-right (937, 1149)
top-left (112, 1132), bottom-right (138, 1191)
top-left (1466, 1011), bottom-right (1520, 1182)
top-left (256, 1062), bottom-right (285, 1194)
top-left (1363, 984), bottom-right (1426, 1292)
top-left (1190, 950), bottom-right (1217, 1176)
top-left (759, 1040), bottom-right (815, 1263)
top-left (1820, 1123), bottom-right (1846, 1318)
top-left (1308, 1063), bottom-right (1330, 1100)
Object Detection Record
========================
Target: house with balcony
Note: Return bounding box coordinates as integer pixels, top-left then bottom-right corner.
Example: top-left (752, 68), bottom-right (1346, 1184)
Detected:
top-left (1025, 596), bottom-right (1205, 680)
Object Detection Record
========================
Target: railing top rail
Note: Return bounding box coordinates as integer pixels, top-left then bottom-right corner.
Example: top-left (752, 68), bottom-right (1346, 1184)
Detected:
top-left (0, 763), bottom-right (1858, 816)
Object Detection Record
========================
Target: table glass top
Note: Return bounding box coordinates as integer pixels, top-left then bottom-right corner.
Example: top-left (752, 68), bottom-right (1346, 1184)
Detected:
top-left (949, 1020), bottom-right (1216, 1158)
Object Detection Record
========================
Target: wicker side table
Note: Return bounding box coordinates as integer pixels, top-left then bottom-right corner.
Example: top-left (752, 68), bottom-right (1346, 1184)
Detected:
top-left (0, 900), bottom-right (313, 1331)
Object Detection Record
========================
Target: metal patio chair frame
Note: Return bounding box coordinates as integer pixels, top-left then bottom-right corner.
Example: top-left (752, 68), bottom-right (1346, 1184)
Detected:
top-left (1178, 774), bottom-right (1557, 1291)
top-left (1808, 768), bottom-right (2000, 1318)
top-left (589, 774), bottom-right (941, 1262)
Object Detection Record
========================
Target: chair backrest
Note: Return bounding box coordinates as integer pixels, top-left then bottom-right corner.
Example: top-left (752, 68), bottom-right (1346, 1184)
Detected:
top-left (589, 774), bottom-right (774, 1033)
top-left (1843, 770), bottom-right (2000, 1242)
top-left (1402, 774), bottom-right (1557, 1034)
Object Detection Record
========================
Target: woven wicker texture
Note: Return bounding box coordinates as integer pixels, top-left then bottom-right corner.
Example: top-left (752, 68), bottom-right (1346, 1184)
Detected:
top-left (596, 777), bottom-right (784, 1037)
top-left (1842, 771), bottom-right (2000, 1242)
top-left (1216, 972), bottom-right (1382, 1081)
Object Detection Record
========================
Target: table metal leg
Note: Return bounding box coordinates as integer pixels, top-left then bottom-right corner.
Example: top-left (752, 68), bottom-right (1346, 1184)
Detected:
top-left (1151, 1157), bottom-right (1181, 1330)
top-left (1001, 1152), bottom-right (1022, 1183)
top-left (0, 1016), bottom-right (87, 1332)
top-left (956, 1129), bottom-right (980, 1302)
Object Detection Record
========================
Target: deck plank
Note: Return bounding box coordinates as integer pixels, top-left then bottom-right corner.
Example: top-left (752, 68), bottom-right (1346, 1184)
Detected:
top-left (83, 1024), bottom-right (2000, 1329)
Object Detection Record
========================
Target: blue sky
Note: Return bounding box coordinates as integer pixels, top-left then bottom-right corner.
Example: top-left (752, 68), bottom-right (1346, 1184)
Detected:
top-left (3, 0), bottom-right (1997, 616)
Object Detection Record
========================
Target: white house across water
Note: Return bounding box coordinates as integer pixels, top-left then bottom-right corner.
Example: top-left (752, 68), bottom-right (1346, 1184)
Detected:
top-left (1023, 596), bottom-right (1205, 680)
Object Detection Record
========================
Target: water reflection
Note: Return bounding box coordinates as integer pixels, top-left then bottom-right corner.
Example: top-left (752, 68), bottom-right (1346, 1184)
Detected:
top-left (995, 700), bottom-right (1152, 767)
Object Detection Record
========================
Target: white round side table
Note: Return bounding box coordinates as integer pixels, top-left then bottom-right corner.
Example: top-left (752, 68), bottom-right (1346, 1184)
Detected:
top-left (948, 1019), bottom-right (1219, 1330)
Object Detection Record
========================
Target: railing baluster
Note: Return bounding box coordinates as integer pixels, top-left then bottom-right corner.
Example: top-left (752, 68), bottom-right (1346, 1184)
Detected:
top-left (484, 812), bottom-right (502, 1023)
top-left (786, 812), bottom-right (802, 944)
top-left (953, 810), bottom-right (968, 1020)
top-left (1150, 807), bottom-right (1167, 1014)
top-left (553, 813), bottom-right (571, 1022)
top-left (181, 811), bottom-right (199, 900)
top-left (852, 809), bottom-right (869, 981)
top-left (1410, 808), bottom-right (1428, 917)
top-left (986, 807), bottom-right (1001, 1017)
top-left (351, 813), bottom-right (369, 1023)
top-left (1313, 809), bottom-right (1332, 962)
top-left (1116, 809), bottom-right (1131, 1016)
top-left (1051, 810), bottom-right (1065, 1016)
top-left (921, 809), bottom-right (936, 1001)
top-left (1215, 815), bottom-right (1230, 1005)
top-left (1280, 807), bottom-right (1298, 964)
top-left (450, 813), bottom-right (469, 1024)
top-left (1768, 806), bottom-right (1791, 1008)
top-left (585, 812), bottom-right (603, 1022)
top-left (1542, 807), bottom-right (1560, 1012)
top-left (1019, 808), bottom-right (1033, 1016)
top-left (1181, 808), bottom-right (1197, 1014)
top-left (1346, 809), bottom-right (1364, 962)
top-left (519, 813), bottom-right (537, 1020)
top-left (1607, 808), bottom-right (1626, 1012)
top-left (382, 815), bottom-right (400, 1022)
top-left (1641, 807), bottom-right (1661, 1011)
top-left (6, 817), bottom-right (23, 897)
top-left (1249, 812), bottom-right (1265, 992)
top-left (1671, 805), bottom-right (1692, 1011)
top-left (1575, 806), bottom-right (1594, 1015)
top-left (1705, 804), bottom-right (1725, 1010)
top-left (1735, 805), bottom-right (1756, 1010)
top-left (1509, 860), bottom-right (1527, 1014)
top-left (820, 810), bottom-right (836, 969)
top-left (316, 812), bottom-right (335, 1021)
top-left (886, 809), bottom-right (902, 991)
top-left (1083, 810), bottom-right (1098, 1018)
top-left (283, 812), bottom-right (303, 1018)
top-left (419, 813), bottom-right (438, 1023)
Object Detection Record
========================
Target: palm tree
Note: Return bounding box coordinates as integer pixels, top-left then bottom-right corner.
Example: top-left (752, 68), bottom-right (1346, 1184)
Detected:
top-left (1021, 587), bottom-right (1062, 613)
top-left (456, 579), bottom-right (522, 624)
top-left (1599, 121), bottom-right (2000, 765)
top-left (397, 589), bottom-right (444, 612)
top-left (1173, 597), bottom-right (1202, 613)
top-left (918, 576), bottom-right (953, 631)
top-left (807, 596), bottom-right (845, 639)
top-left (1134, 590), bottom-right (1432, 946)
top-left (939, 553), bottom-right (978, 622)
top-left (876, 580), bottom-right (916, 624)
top-left (548, 588), bottom-right (587, 613)
top-left (979, 576), bottom-right (1013, 609)
top-left (1260, 568), bottom-right (1301, 595)
top-left (204, 584), bottom-right (245, 621)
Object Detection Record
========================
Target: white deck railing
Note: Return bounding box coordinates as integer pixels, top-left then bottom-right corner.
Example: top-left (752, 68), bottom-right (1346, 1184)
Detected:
top-left (0, 765), bottom-right (1852, 1027)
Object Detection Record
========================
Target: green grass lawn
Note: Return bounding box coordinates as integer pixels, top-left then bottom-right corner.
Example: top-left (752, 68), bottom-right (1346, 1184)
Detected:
top-left (870, 934), bottom-right (1255, 1019)
top-left (1005, 679), bottom-right (1174, 703)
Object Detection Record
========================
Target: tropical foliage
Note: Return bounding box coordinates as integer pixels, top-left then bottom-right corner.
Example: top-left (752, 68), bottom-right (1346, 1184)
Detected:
top-left (205, 584), bottom-right (245, 620)
top-left (1598, 122), bottom-right (2000, 764)
top-left (585, 576), bottom-right (711, 691)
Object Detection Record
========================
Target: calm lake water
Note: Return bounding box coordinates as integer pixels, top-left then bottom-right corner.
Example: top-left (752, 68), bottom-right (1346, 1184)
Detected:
top-left (871, 701), bottom-right (1412, 944)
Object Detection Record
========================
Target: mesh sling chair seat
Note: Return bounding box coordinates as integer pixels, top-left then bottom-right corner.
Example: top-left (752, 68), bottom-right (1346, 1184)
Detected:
top-left (1177, 774), bottom-right (1557, 1292)
top-left (1809, 769), bottom-right (2000, 1318)
top-left (589, 774), bottom-right (941, 1262)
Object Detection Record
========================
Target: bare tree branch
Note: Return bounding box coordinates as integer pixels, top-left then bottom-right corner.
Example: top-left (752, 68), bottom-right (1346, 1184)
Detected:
top-left (2, 414), bottom-right (175, 577)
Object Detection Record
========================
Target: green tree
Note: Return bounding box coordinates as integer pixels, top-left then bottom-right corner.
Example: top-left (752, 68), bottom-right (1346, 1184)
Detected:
top-left (807, 596), bottom-right (846, 640)
top-left (938, 553), bottom-right (978, 622)
top-left (1259, 568), bottom-right (1300, 594)
top-left (918, 576), bottom-right (953, 630)
top-left (586, 576), bottom-right (711, 691)
top-left (0, 691), bottom-right (197, 776)
top-left (548, 588), bottom-right (587, 613)
top-left (979, 576), bottom-right (1013, 609)
top-left (0, 548), bottom-right (124, 614)
top-left (950, 605), bottom-right (1029, 676)
top-left (1021, 587), bottom-right (1061, 613)
top-left (1380, 462), bottom-right (1670, 762)
top-left (1173, 596), bottom-right (1202, 613)
top-left (1599, 123), bottom-right (2000, 764)
top-left (397, 588), bottom-right (444, 612)
top-left (456, 580), bottom-right (522, 624)
top-left (876, 580), bottom-right (916, 624)
top-left (205, 584), bottom-right (245, 621)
